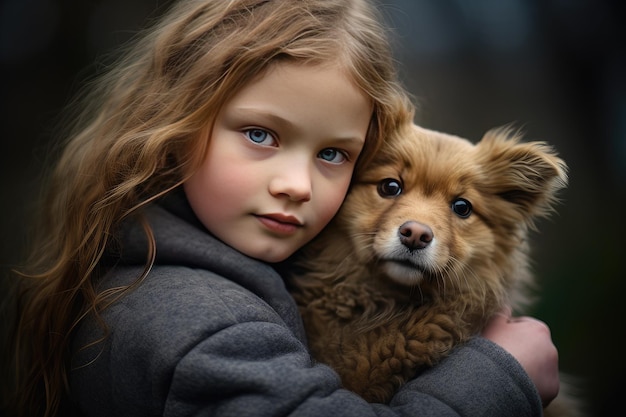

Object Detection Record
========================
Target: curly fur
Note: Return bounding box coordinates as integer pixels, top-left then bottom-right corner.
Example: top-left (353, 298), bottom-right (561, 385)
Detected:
top-left (287, 124), bottom-right (581, 414)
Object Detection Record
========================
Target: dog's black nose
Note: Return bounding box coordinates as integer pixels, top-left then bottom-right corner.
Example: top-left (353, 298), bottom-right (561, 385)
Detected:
top-left (398, 221), bottom-right (433, 251)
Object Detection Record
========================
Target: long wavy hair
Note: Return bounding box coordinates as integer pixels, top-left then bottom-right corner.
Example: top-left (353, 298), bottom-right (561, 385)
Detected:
top-left (5, 0), bottom-right (414, 416)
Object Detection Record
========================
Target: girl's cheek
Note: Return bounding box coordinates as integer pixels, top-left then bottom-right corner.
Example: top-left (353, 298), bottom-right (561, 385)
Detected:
top-left (318, 185), bottom-right (350, 225)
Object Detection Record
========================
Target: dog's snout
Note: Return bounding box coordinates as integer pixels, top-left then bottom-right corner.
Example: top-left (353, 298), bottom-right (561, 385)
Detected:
top-left (398, 221), bottom-right (433, 251)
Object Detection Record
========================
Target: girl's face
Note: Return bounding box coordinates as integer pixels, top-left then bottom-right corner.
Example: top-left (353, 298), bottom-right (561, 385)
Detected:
top-left (184, 62), bottom-right (372, 262)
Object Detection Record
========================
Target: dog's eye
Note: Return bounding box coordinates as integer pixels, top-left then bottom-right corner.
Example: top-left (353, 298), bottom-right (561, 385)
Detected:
top-left (377, 178), bottom-right (403, 198)
top-left (451, 198), bottom-right (472, 218)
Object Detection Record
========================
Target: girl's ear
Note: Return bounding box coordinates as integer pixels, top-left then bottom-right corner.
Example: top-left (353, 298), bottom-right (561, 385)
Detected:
top-left (476, 127), bottom-right (568, 222)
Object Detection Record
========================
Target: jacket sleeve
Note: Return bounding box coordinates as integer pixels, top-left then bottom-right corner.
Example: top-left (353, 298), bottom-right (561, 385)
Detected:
top-left (70, 266), bottom-right (543, 417)
top-left (164, 323), bottom-right (542, 417)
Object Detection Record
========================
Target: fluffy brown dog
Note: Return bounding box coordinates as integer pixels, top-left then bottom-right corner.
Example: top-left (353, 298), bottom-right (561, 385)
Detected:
top-left (287, 123), bottom-right (578, 413)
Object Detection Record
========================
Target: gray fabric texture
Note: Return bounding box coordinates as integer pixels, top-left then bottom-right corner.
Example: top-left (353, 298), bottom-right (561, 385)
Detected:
top-left (69, 190), bottom-right (542, 416)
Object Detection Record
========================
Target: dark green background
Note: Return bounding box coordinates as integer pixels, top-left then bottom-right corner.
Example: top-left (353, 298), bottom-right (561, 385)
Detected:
top-left (1, 1), bottom-right (623, 416)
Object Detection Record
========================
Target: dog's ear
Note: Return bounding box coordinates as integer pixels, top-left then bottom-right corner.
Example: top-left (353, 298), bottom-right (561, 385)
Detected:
top-left (476, 127), bottom-right (568, 224)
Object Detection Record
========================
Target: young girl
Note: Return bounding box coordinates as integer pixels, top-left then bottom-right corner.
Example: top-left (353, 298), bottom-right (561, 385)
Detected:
top-left (5, 0), bottom-right (559, 416)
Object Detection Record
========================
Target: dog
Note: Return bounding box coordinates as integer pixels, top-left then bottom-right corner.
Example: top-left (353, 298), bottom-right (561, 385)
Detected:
top-left (287, 123), bottom-right (581, 415)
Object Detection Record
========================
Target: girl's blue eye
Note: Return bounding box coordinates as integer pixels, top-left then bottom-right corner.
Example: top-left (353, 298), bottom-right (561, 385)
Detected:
top-left (244, 128), bottom-right (275, 145)
top-left (318, 148), bottom-right (346, 164)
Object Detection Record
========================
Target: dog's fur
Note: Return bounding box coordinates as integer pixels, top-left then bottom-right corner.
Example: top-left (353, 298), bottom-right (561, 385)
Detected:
top-left (287, 124), bottom-right (581, 414)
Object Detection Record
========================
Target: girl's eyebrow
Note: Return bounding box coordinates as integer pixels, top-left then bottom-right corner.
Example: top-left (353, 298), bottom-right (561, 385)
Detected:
top-left (233, 107), bottom-right (296, 131)
top-left (233, 107), bottom-right (366, 145)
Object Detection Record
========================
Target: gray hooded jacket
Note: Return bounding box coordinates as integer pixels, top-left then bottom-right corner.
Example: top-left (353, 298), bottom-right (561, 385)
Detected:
top-left (70, 190), bottom-right (542, 416)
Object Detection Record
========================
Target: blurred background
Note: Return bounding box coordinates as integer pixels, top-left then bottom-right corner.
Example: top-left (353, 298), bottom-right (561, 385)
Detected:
top-left (1, 1), bottom-right (623, 416)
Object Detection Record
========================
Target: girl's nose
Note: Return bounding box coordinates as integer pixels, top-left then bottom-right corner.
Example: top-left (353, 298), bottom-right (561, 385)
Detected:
top-left (268, 161), bottom-right (312, 202)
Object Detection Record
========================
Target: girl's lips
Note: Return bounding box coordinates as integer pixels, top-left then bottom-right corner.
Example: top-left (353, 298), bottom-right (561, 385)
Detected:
top-left (255, 213), bottom-right (303, 235)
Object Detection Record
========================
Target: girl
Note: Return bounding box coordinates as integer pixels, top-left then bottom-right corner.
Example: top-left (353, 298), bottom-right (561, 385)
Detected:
top-left (5, 0), bottom-right (558, 416)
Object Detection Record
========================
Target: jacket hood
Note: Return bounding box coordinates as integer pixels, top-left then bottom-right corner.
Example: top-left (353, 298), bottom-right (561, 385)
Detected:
top-left (108, 187), bottom-right (306, 341)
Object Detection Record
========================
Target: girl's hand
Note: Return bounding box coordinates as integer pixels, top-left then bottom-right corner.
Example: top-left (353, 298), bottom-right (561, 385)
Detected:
top-left (482, 307), bottom-right (560, 406)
